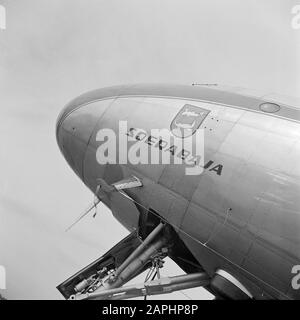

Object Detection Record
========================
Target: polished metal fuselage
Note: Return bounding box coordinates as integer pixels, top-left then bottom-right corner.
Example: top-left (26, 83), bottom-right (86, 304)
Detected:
top-left (56, 84), bottom-right (300, 299)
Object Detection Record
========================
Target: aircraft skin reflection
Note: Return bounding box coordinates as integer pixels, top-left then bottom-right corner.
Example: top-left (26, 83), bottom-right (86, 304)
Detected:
top-left (56, 84), bottom-right (300, 300)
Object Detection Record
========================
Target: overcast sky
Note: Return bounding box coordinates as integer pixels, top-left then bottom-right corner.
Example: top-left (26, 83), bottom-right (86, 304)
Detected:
top-left (0, 0), bottom-right (299, 299)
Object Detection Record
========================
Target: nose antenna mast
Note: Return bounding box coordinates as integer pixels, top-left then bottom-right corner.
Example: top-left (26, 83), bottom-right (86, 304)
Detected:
top-left (65, 176), bottom-right (142, 232)
top-left (65, 185), bottom-right (101, 232)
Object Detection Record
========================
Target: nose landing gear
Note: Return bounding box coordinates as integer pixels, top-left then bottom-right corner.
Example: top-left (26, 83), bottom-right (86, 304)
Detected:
top-left (57, 222), bottom-right (210, 300)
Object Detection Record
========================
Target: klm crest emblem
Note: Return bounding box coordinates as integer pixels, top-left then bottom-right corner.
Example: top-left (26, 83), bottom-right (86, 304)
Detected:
top-left (171, 104), bottom-right (210, 138)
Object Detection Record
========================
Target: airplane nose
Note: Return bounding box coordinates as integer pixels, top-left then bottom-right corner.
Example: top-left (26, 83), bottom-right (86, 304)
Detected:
top-left (56, 96), bottom-right (110, 179)
top-left (56, 86), bottom-right (126, 180)
top-left (56, 105), bottom-right (92, 179)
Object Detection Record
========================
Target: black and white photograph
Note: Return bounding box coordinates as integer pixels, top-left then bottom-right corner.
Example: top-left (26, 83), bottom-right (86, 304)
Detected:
top-left (0, 0), bottom-right (300, 306)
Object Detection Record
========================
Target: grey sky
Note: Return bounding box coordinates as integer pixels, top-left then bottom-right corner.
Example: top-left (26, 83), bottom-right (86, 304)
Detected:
top-left (0, 0), bottom-right (299, 299)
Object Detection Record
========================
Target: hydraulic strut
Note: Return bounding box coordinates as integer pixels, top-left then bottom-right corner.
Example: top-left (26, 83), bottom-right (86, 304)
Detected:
top-left (113, 222), bottom-right (165, 279)
top-left (73, 272), bottom-right (210, 300)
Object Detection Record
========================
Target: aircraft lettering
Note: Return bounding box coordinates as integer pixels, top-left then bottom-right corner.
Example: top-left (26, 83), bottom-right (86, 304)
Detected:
top-left (126, 128), bottom-right (223, 176)
top-left (209, 164), bottom-right (223, 176)
top-left (203, 160), bottom-right (214, 169)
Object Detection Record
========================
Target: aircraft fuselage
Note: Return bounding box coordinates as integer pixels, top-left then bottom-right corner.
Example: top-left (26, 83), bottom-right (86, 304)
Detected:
top-left (56, 84), bottom-right (300, 299)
